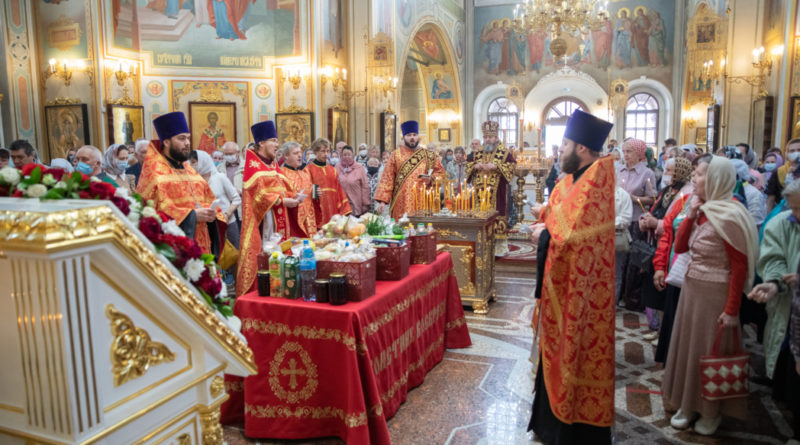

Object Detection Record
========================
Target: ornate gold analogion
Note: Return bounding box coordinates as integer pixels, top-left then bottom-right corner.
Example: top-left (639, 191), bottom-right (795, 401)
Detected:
top-left (209, 375), bottom-right (224, 398)
top-left (0, 203), bottom-right (256, 374)
top-left (199, 407), bottom-right (223, 445)
top-left (106, 304), bottom-right (176, 387)
top-left (437, 228), bottom-right (467, 239)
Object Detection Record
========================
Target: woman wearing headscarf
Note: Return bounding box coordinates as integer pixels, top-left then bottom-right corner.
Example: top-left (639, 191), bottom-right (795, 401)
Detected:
top-left (49, 158), bottom-right (75, 173)
top-left (638, 157), bottom-right (694, 334)
top-left (731, 159), bottom-right (766, 227)
top-left (761, 151), bottom-right (783, 184)
top-left (662, 155), bottom-right (758, 436)
top-left (766, 138), bottom-right (800, 212)
top-left (189, 150), bottom-right (241, 250)
top-left (102, 144), bottom-right (136, 193)
top-left (617, 138), bottom-right (657, 310)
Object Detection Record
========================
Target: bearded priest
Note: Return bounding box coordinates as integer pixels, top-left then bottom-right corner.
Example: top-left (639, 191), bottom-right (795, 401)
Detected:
top-left (527, 109), bottom-right (616, 445)
top-left (236, 121), bottom-right (297, 296)
top-left (137, 111), bottom-right (226, 257)
top-left (374, 121), bottom-right (445, 218)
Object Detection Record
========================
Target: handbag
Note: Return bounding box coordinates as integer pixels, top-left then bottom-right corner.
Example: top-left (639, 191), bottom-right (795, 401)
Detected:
top-left (665, 253), bottom-right (690, 287)
top-left (629, 239), bottom-right (655, 272)
top-left (615, 229), bottom-right (631, 253)
top-left (218, 239), bottom-right (239, 270)
top-left (699, 325), bottom-right (750, 401)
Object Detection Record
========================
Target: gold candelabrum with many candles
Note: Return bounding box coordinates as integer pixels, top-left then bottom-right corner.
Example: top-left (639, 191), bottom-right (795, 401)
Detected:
top-left (513, 151), bottom-right (553, 224)
top-left (411, 177), bottom-right (498, 218)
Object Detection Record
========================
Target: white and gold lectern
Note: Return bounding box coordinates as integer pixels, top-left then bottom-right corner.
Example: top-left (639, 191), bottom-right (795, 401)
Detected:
top-left (0, 199), bottom-right (256, 444)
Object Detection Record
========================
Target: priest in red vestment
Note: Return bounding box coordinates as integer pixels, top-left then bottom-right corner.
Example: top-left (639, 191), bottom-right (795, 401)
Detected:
top-left (236, 121), bottom-right (297, 296)
top-left (137, 111), bottom-right (226, 256)
top-left (280, 141), bottom-right (316, 237)
top-left (528, 109), bottom-right (615, 445)
top-left (374, 121), bottom-right (445, 219)
top-left (306, 137), bottom-right (351, 228)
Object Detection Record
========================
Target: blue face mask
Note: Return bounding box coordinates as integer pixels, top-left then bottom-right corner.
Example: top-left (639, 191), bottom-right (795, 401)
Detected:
top-left (117, 161), bottom-right (128, 171)
top-left (763, 162), bottom-right (777, 171)
top-left (214, 160), bottom-right (222, 167)
top-left (446, 155), bottom-right (453, 162)
top-left (76, 161), bottom-right (93, 175)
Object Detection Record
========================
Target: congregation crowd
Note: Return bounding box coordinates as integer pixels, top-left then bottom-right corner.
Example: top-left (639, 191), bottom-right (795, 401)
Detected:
top-left (3, 109), bottom-right (800, 443)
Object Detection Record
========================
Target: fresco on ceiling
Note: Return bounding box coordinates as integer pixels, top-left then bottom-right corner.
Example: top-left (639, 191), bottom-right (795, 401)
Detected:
top-left (473, 0), bottom-right (675, 97)
top-left (107, 0), bottom-right (308, 73)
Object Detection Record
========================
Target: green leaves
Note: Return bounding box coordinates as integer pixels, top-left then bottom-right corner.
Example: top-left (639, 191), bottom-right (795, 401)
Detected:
top-left (155, 243), bottom-right (177, 262)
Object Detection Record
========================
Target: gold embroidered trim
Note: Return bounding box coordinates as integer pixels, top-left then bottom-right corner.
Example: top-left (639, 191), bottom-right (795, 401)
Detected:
top-left (244, 403), bottom-right (382, 428)
top-left (371, 301), bottom-right (447, 374)
top-left (268, 341), bottom-right (319, 403)
top-left (445, 317), bottom-right (467, 331)
top-left (380, 335), bottom-right (444, 405)
top-left (225, 380), bottom-right (244, 393)
top-left (362, 271), bottom-right (449, 337)
top-left (242, 319), bottom-right (369, 354)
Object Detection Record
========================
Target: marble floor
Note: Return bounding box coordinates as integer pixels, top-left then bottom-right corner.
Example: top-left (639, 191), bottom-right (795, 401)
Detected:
top-left (224, 273), bottom-right (794, 445)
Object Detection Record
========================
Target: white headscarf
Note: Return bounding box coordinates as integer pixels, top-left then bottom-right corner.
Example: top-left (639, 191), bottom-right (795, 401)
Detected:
top-left (700, 156), bottom-right (759, 293)
top-left (194, 150), bottom-right (216, 176)
top-left (50, 158), bottom-right (74, 173)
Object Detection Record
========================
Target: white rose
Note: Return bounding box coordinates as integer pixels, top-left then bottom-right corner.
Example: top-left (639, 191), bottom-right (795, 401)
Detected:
top-left (142, 206), bottom-right (158, 218)
top-left (26, 184), bottom-right (48, 198)
top-left (42, 174), bottom-right (57, 186)
top-left (114, 187), bottom-right (129, 198)
top-left (0, 167), bottom-right (21, 185)
top-left (54, 181), bottom-right (67, 190)
top-left (89, 177), bottom-right (101, 183)
top-left (128, 199), bottom-right (142, 213)
top-left (127, 211), bottom-right (140, 224)
top-left (161, 220), bottom-right (185, 236)
top-left (226, 315), bottom-right (242, 332)
top-left (183, 258), bottom-right (206, 282)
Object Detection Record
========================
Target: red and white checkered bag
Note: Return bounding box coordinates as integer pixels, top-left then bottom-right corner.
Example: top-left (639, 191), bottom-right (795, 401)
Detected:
top-left (699, 325), bottom-right (750, 401)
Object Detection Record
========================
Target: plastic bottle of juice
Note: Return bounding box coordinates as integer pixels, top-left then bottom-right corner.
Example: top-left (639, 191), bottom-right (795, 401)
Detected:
top-left (269, 251), bottom-right (282, 297)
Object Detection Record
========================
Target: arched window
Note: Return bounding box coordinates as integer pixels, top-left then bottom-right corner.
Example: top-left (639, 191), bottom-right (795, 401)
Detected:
top-left (625, 93), bottom-right (659, 147)
top-left (487, 97), bottom-right (519, 146)
top-left (542, 98), bottom-right (585, 151)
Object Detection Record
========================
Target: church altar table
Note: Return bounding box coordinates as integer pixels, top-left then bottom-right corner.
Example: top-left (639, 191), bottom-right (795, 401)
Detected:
top-left (409, 212), bottom-right (498, 314)
top-left (220, 252), bottom-right (471, 444)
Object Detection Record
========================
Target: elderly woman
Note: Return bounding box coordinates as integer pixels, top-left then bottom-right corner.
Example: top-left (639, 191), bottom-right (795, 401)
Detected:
top-left (102, 144), bottom-right (136, 192)
top-left (336, 145), bottom-right (370, 217)
top-left (189, 150), bottom-right (241, 248)
top-left (767, 138), bottom-right (800, 212)
top-left (366, 156), bottom-right (383, 212)
top-left (280, 141), bottom-right (316, 237)
top-left (638, 157), bottom-right (694, 334)
top-left (731, 159), bottom-right (767, 227)
top-left (617, 138), bottom-right (658, 310)
top-left (306, 138), bottom-right (351, 227)
top-left (662, 155), bottom-right (758, 435)
top-left (748, 180), bottom-right (800, 389)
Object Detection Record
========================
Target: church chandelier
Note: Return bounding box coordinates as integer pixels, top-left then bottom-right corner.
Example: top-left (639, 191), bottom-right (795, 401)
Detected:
top-left (512, 0), bottom-right (610, 58)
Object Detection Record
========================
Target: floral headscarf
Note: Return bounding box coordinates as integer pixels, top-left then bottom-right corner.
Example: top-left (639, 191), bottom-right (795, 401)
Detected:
top-left (672, 157), bottom-right (692, 185)
top-left (624, 138), bottom-right (647, 161)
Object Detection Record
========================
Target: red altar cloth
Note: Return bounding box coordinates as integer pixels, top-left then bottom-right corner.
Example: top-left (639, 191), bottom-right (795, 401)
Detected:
top-left (220, 252), bottom-right (471, 444)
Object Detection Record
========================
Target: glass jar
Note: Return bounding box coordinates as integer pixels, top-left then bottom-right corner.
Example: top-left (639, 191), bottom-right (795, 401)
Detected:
top-left (329, 273), bottom-right (347, 305)
top-left (315, 279), bottom-right (330, 303)
top-left (257, 270), bottom-right (270, 297)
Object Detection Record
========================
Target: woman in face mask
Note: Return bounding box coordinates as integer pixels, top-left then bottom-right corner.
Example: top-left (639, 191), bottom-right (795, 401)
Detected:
top-left (365, 156), bottom-right (384, 212)
top-left (761, 152), bottom-right (782, 183)
top-left (766, 138), bottom-right (800, 212)
top-left (335, 146), bottom-right (370, 217)
top-left (102, 144), bottom-right (136, 193)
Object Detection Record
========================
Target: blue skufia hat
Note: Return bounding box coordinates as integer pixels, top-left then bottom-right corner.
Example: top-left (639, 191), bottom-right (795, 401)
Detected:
top-left (251, 121), bottom-right (277, 143)
top-left (400, 120), bottom-right (419, 136)
top-left (153, 112), bottom-right (190, 141)
top-left (563, 110), bottom-right (614, 152)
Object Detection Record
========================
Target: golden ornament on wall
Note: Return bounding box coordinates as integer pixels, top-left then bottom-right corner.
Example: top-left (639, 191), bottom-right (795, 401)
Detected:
top-left (106, 304), bottom-right (176, 387)
top-left (209, 375), bottom-right (224, 398)
top-left (48, 15), bottom-right (82, 52)
top-left (199, 88), bottom-right (225, 103)
top-left (609, 78), bottom-right (629, 111)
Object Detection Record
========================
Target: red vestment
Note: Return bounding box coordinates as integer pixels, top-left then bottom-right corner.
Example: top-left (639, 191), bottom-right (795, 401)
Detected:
top-left (537, 156), bottom-right (616, 427)
top-left (306, 161), bottom-right (351, 228)
top-left (197, 127), bottom-right (226, 154)
top-left (374, 146), bottom-right (445, 219)
top-left (136, 141), bottom-right (225, 255)
top-left (282, 166), bottom-right (317, 238)
top-left (236, 149), bottom-right (292, 296)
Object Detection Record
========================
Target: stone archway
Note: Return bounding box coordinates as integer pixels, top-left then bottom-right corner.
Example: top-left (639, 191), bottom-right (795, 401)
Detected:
top-left (397, 22), bottom-right (462, 146)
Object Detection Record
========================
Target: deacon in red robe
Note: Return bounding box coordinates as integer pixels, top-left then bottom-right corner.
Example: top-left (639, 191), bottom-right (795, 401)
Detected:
top-left (375, 120), bottom-right (445, 219)
top-left (306, 138), bottom-right (351, 228)
top-left (236, 121), bottom-right (297, 296)
top-left (528, 109), bottom-right (615, 444)
top-left (137, 112), bottom-right (226, 256)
